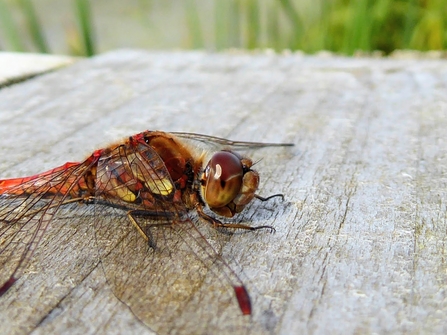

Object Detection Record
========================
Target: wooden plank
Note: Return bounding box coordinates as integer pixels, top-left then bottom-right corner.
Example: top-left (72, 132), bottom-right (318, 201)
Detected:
top-left (0, 50), bottom-right (447, 334)
top-left (0, 52), bottom-right (76, 86)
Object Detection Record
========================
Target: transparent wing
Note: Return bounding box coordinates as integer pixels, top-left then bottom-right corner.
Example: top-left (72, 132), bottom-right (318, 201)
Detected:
top-left (172, 132), bottom-right (294, 150)
top-left (93, 139), bottom-right (252, 334)
top-left (0, 160), bottom-right (97, 294)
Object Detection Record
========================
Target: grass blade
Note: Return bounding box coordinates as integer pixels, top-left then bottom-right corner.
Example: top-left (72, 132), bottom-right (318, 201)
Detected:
top-left (74, 0), bottom-right (95, 56)
top-left (278, 0), bottom-right (303, 50)
top-left (17, 0), bottom-right (49, 53)
top-left (0, 1), bottom-right (26, 51)
top-left (185, 0), bottom-right (203, 49)
top-left (245, 0), bottom-right (259, 49)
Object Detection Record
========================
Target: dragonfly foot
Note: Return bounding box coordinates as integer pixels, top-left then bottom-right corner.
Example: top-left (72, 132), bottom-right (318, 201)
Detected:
top-left (255, 193), bottom-right (285, 202)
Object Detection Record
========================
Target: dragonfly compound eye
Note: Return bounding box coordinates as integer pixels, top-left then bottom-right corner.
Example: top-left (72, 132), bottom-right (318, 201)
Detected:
top-left (203, 151), bottom-right (243, 209)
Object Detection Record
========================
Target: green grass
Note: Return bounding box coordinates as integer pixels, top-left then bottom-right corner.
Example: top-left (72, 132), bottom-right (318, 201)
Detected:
top-left (0, 0), bottom-right (49, 53)
top-left (0, 0), bottom-right (26, 51)
top-left (1, 0), bottom-right (446, 56)
top-left (17, 0), bottom-right (49, 53)
top-left (74, 0), bottom-right (95, 56)
top-left (185, 0), bottom-right (203, 49)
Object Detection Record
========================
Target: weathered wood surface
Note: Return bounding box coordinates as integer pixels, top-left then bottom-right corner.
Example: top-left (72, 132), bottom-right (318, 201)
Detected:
top-left (0, 50), bottom-right (447, 335)
top-left (0, 52), bottom-right (75, 86)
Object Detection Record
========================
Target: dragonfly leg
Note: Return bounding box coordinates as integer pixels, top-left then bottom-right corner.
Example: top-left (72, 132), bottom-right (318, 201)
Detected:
top-left (196, 205), bottom-right (275, 233)
top-left (127, 211), bottom-right (149, 242)
top-left (254, 193), bottom-right (285, 202)
top-left (127, 210), bottom-right (175, 249)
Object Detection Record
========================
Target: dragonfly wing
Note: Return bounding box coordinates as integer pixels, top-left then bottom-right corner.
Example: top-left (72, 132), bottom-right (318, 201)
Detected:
top-left (0, 160), bottom-right (97, 294)
top-left (93, 140), bottom-right (251, 334)
top-left (172, 131), bottom-right (294, 149)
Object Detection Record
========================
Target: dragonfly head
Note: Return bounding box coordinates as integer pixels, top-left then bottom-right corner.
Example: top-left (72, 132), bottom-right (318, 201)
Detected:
top-left (200, 151), bottom-right (259, 217)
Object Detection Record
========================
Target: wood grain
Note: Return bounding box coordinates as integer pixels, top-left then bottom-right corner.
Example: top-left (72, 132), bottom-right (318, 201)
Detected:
top-left (0, 50), bottom-right (446, 334)
top-left (0, 52), bottom-right (75, 86)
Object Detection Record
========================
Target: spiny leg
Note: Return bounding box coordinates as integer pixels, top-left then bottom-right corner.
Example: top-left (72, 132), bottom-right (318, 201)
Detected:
top-left (127, 210), bottom-right (175, 249)
top-left (195, 205), bottom-right (275, 233)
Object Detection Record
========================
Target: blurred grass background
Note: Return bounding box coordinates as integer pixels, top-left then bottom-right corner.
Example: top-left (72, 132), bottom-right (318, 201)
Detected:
top-left (0, 0), bottom-right (446, 57)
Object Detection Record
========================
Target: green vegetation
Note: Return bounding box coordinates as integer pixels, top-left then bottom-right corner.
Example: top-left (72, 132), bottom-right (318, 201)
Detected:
top-left (1, 0), bottom-right (49, 52)
top-left (0, 0), bottom-right (446, 56)
top-left (74, 0), bottom-right (95, 56)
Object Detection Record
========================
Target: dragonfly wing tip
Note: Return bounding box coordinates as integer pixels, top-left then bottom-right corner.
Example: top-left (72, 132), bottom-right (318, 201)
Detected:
top-left (0, 276), bottom-right (17, 296)
top-left (233, 285), bottom-right (252, 315)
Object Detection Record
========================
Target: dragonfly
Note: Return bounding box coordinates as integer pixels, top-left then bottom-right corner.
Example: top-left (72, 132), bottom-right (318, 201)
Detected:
top-left (0, 130), bottom-right (292, 333)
